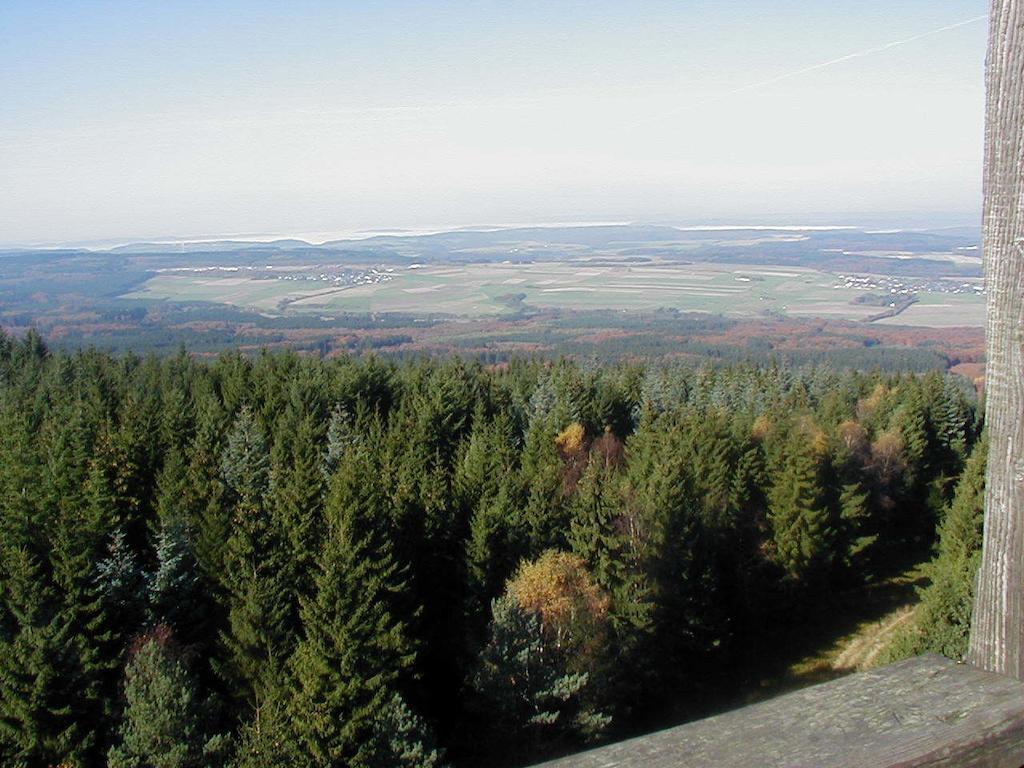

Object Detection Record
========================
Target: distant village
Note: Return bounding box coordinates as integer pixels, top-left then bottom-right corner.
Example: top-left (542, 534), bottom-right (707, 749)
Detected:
top-left (155, 263), bottom-right (398, 288)
top-left (270, 265), bottom-right (396, 287)
top-left (834, 273), bottom-right (984, 297)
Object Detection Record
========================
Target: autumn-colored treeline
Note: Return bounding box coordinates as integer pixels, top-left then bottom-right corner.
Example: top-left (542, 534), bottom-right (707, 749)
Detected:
top-left (0, 329), bottom-right (982, 767)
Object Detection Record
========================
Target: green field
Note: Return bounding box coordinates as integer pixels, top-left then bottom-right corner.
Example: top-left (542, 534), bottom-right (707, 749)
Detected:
top-left (122, 274), bottom-right (316, 312)
top-left (876, 293), bottom-right (987, 328)
top-left (123, 261), bottom-right (985, 326)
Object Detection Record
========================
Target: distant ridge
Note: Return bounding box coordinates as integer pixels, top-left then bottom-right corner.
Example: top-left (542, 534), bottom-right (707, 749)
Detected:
top-left (5, 221), bottom-right (979, 255)
top-left (109, 238), bottom-right (315, 254)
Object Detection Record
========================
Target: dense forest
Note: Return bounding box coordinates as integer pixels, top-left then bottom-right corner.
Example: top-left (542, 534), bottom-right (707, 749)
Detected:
top-left (0, 329), bottom-right (985, 768)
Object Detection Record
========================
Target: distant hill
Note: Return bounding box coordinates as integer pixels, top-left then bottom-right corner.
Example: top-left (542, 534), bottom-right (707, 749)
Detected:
top-left (81, 224), bottom-right (981, 276)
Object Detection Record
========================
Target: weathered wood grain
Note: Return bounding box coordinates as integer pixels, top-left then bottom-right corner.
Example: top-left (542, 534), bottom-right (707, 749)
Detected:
top-left (968, 0), bottom-right (1024, 680)
top-left (534, 655), bottom-right (1024, 768)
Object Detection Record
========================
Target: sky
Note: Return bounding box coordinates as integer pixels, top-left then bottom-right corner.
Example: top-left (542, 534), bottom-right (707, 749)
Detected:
top-left (0, 0), bottom-right (989, 245)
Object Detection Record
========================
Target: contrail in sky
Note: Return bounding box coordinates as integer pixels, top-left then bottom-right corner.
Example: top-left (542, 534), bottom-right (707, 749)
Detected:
top-left (625, 14), bottom-right (988, 131)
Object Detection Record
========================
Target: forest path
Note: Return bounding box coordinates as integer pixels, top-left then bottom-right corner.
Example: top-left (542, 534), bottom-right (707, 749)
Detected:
top-left (831, 604), bottom-right (917, 670)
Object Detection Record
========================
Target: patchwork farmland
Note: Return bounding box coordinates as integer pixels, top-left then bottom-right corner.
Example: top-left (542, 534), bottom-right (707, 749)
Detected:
top-left (123, 260), bottom-right (985, 326)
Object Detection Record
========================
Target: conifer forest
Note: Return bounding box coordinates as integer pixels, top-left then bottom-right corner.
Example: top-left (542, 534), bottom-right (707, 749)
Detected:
top-left (0, 329), bottom-right (985, 767)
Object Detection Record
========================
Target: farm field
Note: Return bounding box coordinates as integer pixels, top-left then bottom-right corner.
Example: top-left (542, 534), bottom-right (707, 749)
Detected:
top-left (122, 260), bottom-right (986, 326)
top-left (121, 274), bottom-right (317, 311)
top-left (875, 292), bottom-right (988, 328)
top-left (1, 225), bottom-right (987, 356)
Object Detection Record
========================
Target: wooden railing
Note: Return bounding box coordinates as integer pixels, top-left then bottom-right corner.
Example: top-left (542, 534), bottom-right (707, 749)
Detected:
top-left (535, 656), bottom-right (1024, 767)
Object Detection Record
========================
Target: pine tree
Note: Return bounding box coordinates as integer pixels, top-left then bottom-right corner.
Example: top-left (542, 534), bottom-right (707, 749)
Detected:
top-left (366, 693), bottom-right (446, 768)
top-left (107, 628), bottom-right (229, 768)
top-left (473, 588), bottom-right (610, 760)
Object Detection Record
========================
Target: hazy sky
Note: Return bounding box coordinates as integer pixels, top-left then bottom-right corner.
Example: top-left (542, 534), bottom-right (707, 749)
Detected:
top-left (0, 1), bottom-right (989, 245)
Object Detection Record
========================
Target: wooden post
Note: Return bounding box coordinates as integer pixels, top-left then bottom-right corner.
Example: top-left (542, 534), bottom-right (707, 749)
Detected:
top-left (967, 0), bottom-right (1024, 679)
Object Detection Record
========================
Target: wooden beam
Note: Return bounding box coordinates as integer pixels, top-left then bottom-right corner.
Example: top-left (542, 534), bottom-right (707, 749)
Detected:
top-left (968, 0), bottom-right (1024, 678)
top-left (534, 656), bottom-right (1024, 768)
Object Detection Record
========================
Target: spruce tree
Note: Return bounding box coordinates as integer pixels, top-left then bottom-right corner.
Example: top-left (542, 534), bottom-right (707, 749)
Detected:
top-left (322, 404), bottom-right (357, 480)
top-left (460, 412), bottom-right (524, 626)
top-left (465, 479), bottom-right (526, 632)
top-left (520, 413), bottom-right (571, 553)
top-left (893, 388), bottom-right (930, 501)
top-left (218, 408), bottom-right (293, 715)
top-left (52, 478), bottom-right (140, 763)
top-left (94, 528), bottom-right (148, 640)
top-left (187, 394), bottom-right (231, 579)
top-left (148, 521), bottom-right (205, 645)
top-left (154, 448), bottom-right (192, 528)
top-left (690, 421), bottom-right (736, 526)
top-left (286, 448), bottom-right (415, 767)
top-left (0, 547), bottom-right (92, 766)
top-left (453, 410), bottom-right (517, 512)
top-left (837, 481), bottom-right (872, 567)
top-left (568, 453), bottom-right (656, 701)
top-left (230, 687), bottom-right (297, 768)
top-left (935, 377), bottom-right (970, 462)
top-left (221, 407), bottom-right (270, 501)
top-left (624, 421), bottom-right (724, 680)
top-left (270, 410), bottom-right (326, 602)
top-left (883, 435), bottom-right (987, 662)
top-left (768, 435), bottom-right (833, 579)
top-left (569, 458), bottom-right (627, 601)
